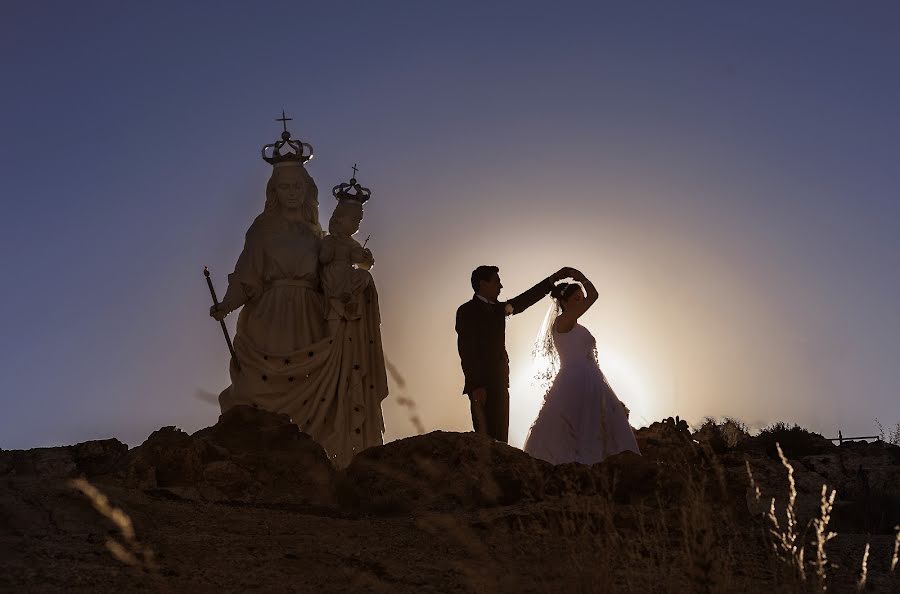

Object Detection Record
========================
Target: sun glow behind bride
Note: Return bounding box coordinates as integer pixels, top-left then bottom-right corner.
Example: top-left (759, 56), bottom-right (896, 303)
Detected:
top-left (594, 346), bottom-right (653, 428)
top-left (508, 304), bottom-right (658, 449)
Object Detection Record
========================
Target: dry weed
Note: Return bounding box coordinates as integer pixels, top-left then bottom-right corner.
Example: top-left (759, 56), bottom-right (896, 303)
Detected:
top-left (765, 443), bottom-right (806, 582)
top-left (746, 440), bottom-right (900, 592)
top-left (874, 418), bottom-right (900, 445)
top-left (856, 541), bottom-right (870, 591)
top-left (69, 478), bottom-right (156, 572)
top-left (811, 484), bottom-right (837, 591)
top-left (384, 357), bottom-right (425, 434)
top-left (892, 525), bottom-right (899, 573)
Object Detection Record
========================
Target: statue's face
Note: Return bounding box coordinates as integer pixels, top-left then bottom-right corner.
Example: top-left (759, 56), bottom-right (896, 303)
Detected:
top-left (274, 167), bottom-right (307, 210)
top-left (330, 202), bottom-right (363, 235)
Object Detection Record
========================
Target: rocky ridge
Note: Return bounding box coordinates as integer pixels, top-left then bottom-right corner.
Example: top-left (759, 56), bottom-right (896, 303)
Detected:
top-left (2, 407), bottom-right (898, 592)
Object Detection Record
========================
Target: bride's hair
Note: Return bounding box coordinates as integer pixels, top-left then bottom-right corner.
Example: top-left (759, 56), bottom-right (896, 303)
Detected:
top-left (551, 282), bottom-right (583, 310)
top-left (532, 283), bottom-right (573, 388)
top-left (534, 282), bottom-right (586, 387)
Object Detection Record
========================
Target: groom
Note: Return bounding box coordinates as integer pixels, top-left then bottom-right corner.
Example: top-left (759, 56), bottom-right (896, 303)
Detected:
top-left (456, 265), bottom-right (572, 442)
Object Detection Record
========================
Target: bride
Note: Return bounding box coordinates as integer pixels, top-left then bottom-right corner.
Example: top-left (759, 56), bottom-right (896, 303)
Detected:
top-left (523, 269), bottom-right (641, 465)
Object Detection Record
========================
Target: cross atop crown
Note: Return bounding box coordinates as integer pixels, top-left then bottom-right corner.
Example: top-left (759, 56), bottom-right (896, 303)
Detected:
top-left (276, 110), bottom-right (293, 134)
top-left (332, 163), bottom-right (372, 204)
top-left (261, 110), bottom-right (314, 166)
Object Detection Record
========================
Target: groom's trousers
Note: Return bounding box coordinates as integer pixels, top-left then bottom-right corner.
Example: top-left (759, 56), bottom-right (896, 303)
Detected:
top-left (470, 384), bottom-right (509, 443)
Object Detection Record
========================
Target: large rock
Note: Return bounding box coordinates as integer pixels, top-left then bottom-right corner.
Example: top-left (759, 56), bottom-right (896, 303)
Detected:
top-left (122, 405), bottom-right (335, 505)
top-left (339, 429), bottom-right (699, 515)
top-left (0, 439), bottom-right (127, 479)
top-left (340, 431), bottom-right (551, 513)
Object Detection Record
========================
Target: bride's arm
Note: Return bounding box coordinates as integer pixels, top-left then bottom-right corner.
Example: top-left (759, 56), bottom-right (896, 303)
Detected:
top-left (565, 269), bottom-right (598, 320)
top-left (554, 271), bottom-right (597, 331)
top-left (578, 271), bottom-right (599, 310)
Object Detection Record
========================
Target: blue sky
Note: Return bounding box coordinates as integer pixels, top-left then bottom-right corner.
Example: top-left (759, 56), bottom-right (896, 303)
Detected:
top-left (2, 1), bottom-right (898, 449)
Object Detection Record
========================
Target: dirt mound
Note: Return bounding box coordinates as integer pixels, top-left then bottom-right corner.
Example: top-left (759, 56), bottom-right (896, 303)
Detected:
top-left (340, 427), bottom-right (702, 515)
top-left (340, 430), bottom-right (550, 513)
top-left (121, 405), bottom-right (335, 504)
top-left (1, 438), bottom-right (128, 479)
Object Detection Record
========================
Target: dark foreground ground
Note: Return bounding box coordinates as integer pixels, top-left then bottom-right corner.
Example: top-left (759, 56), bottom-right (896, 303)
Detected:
top-left (2, 407), bottom-right (899, 593)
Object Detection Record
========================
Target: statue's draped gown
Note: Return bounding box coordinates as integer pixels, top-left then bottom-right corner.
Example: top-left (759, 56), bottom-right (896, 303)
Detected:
top-left (218, 213), bottom-right (387, 468)
top-left (524, 323), bottom-right (640, 465)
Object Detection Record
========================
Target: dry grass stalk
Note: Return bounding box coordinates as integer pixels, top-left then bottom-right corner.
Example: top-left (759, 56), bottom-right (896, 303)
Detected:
top-left (68, 478), bottom-right (156, 571)
top-left (892, 525), bottom-right (899, 573)
top-left (385, 358), bottom-right (425, 435)
top-left (875, 419), bottom-right (900, 445)
top-left (751, 442), bottom-right (845, 591)
top-left (765, 443), bottom-right (806, 582)
top-left (811, 483), bottom-right (837, 591)
top-left (874, 418), bottom-right (900, 445)
top-left (394, 396), bottom-right (425, 434)
top-left (746, 460), bottom-right (761, 503)
top-left (857, 542), bottom-right (870, 591)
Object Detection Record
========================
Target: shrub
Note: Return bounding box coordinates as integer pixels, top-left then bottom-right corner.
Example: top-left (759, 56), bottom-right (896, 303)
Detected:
top-left (756, 422), bottom-right (831, 459)
top-left (875, 419), bottom-right (900, 446)
top-left (694, 417), bottom-right (750, 451)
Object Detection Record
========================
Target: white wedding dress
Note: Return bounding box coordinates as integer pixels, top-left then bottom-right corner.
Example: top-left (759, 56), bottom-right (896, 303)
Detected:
top-left (524, 323), bottom-right (640, 465)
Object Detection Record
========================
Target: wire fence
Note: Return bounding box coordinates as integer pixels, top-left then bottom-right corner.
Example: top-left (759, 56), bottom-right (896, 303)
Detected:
top-left (826, 430), bottom-right (881, 445)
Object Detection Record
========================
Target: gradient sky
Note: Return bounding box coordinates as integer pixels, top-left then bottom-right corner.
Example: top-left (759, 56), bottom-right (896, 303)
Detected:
top-left (2, 1), bottom-right (899, 450)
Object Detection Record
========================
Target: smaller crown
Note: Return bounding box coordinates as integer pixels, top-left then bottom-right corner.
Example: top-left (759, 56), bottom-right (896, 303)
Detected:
top-left (261, 110), bottom-right (314, 166)
top-left (332, 164), bottom-right (371, 205)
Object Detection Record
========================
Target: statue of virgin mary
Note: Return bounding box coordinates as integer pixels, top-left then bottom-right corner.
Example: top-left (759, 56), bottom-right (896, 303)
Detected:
top-left (210, 119), bottom-right (387, 467)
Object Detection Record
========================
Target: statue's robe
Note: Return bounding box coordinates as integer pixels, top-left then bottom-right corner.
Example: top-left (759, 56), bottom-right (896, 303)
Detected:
top-left (321, 280), bottom-right (388, 467)
top-left (219, 215), bottom-right (387, 468)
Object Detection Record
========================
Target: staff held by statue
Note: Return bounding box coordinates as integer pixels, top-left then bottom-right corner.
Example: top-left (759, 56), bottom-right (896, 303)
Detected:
top-left (204, 266), bottom-right (241, 372)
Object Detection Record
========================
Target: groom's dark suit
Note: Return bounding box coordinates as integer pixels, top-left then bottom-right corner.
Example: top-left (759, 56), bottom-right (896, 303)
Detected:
top-left (455, 277), bottom-right (555, 442)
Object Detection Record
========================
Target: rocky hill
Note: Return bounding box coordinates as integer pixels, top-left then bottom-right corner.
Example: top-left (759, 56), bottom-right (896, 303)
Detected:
top-left (2, 407), bottom-right (899, 592)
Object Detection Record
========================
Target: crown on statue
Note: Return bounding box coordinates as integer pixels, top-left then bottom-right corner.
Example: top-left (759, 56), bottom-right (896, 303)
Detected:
top-left (261, 110), bottom-right (314, 166)
top-left (332, 165), bottom-right (371, 205)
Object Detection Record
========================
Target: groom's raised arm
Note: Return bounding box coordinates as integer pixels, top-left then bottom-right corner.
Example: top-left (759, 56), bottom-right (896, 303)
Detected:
top-left (505, 276), bottom-right (555, 316)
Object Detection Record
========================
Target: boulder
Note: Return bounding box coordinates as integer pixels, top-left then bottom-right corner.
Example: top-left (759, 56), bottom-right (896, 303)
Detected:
top-left (122, 405), bottom-right (335, 505)
top-left (340, 431), bottom-right (550, 513)
top-left (0, 439), bottom-right (127, 479)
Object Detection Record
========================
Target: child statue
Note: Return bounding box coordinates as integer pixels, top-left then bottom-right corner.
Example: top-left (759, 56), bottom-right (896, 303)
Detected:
top-left (320, 198), bottom-right (374, 323)
top-left (316, 172), bottom-right (388, 466)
